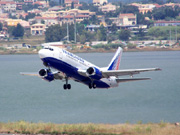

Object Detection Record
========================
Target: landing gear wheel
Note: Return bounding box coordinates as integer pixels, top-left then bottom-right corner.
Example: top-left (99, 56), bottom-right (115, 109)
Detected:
top-left (67, 84), bottom-right (71, 89)
top-left (63, 84), bottom-right (71, 90)
top-left (92, 83), bottom-right (96, 89)
top-left (89, 83), bottom-right (96, 89)
top-left (63, 76), bottom-right (71, 90)
top-left (63, 84), bottom-right (67, 90)
top-left (89, 83), bottom-right (92, 89)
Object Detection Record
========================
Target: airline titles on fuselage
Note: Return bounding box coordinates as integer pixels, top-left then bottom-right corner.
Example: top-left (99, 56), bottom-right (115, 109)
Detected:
top-left (62, 49), bottom-right (89, 67)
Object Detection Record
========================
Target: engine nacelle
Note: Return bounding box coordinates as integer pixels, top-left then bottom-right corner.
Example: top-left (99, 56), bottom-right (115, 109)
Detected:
top-left (86, 67), bottom-right (102, 80)
top-left (39, 69), bottom-right (54, 82)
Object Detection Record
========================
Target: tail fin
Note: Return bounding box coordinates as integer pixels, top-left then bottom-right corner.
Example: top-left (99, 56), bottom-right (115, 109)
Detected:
top-left (107, 47), bottom-right (123, 70)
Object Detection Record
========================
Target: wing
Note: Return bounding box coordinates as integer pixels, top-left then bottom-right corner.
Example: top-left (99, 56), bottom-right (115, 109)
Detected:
top-left (116, 78), bottom-right (151, 83)
top-left (20, 71), bottom-right (65, 80)
top-left (102, 68), bottom-right (161, 78)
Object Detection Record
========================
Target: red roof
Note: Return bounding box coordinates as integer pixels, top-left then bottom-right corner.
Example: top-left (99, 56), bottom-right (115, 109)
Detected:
top-left (119, 13), bottom-right (135, 16)
top-left (33, 1), bottom-right (43, 5)
top-left (153, 3), bottom-right (162, 8)
top-left (76, 15), bottom-right (89, 18)
top-left (35, 16), bottom-right (58, 20)
top-left (0, 1), bottom-right (15, 4)
top-left (62, 15), bottom-right (74, 18)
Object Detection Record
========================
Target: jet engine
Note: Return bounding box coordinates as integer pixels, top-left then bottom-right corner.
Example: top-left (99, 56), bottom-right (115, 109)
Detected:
top-left (39, 69), bottom-right (54, 82)
top-left (86, 67), bottom-right (102, 80)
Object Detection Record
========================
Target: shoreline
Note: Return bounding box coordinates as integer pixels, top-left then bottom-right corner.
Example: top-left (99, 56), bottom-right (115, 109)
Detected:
top-left (1, 47), bottom-right (180, 55)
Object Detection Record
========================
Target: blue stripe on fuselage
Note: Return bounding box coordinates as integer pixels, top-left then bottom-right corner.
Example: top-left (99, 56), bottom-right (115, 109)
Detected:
top-left (41, 57), bottom-right (110, 88)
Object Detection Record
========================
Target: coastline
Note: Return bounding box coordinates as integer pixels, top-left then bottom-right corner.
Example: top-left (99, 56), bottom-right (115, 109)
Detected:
top-left (1, 47), bottom-right (180, 55)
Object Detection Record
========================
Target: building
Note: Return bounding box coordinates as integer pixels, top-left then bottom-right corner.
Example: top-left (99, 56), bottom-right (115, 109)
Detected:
top-left (16, 2), bottom-right (24, 10)
top-left (99, 3), bottom-right (116, 12)
top-left (19, 20), bottom-right (30, 29)
top-left (59, 15), bottom-right (74, 25)
top-left (28, 9), bottom-right (42, 15)
top-left (41, 11), bottom-right (59, 18)
top-left (24, 0), bottom-right (34, 5)
top-left (130, 3), bottom-right (156, 14)
top-left (34, 16), bottom-right (58, 27)
top-left (64, 0), bottom-right (81, 8)
top-left (75, 15), bottom-right (89, 22)
top-left (4, 19), bottom-right (23, 26)
top-left (0, 1), bottom-right (16, 12)
top-left (33, 0), bottom-right (49, 8)
top-left (111, 13), bottom-right (137, 26)
top-left (48, 6), bottom-right (65, 11)
top-left (58, 9), bottom-right (96, 24)
top-left (154, 20), bottom-right (180, 27)
top-left (163, 2), bottom-right (180, 8)
top-left (59, 0), bottom-right (64, 5)
top-left (93, 0), bottom-right (108, 6)
top-left (31, 23), bottom-right (46, 35)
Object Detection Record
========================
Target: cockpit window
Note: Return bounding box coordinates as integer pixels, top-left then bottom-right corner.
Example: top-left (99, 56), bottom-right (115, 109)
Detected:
top-left (44, 47), bottom-right (54, 51)
top-left (49, 48), bottom-right (54, 51)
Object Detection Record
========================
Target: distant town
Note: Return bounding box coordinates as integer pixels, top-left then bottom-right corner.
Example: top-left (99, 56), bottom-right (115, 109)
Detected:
top-left (0, 0), bottom-right (180, 54)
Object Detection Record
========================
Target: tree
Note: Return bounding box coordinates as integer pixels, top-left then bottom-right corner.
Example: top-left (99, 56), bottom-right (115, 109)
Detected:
top-left (89, 15), bottom-right (100, 25)
top-left (45, 24), bottom-right (65, 42)
top-left (22, 4), bottom-right (34, 12)
top-left (41, 19), bottom-right (45, 24)
top-left (137, 13), bottom-right (145, 25)
top-left (79, 2), bottom-right (89, 10)
top-left (121, 5), bottom-right (139, 14)
top-left (45, 24), bottom-right (75, 42)
top-left (8, 26), bottom-right (15, 37)
top-left (76, 23), bottom-right (85, 35)
top-left (49, 0), bottom-right (57, 7)
top-left (79, 34), bottom-right (86, 44)
top-left (71, 2), bottom-right (74, 9)
top-left (105, 18), bottom-right (112, 25)
top-left (118, 29), bottom-right (131, 41)
top-left (0, 22), bottom-right (3, 31)
top-left (25, 13), bottom-right (36, 21)
top-left (12, 23), bottom-right (24, 38)
top-left (110, 23), bottom-right (117, 33)
top-left (136, 28), bottom-right (146, 40)
top-left (152, 6), bottom-right (179, 20)
top-left (97, 25), bottom-right (107, 41)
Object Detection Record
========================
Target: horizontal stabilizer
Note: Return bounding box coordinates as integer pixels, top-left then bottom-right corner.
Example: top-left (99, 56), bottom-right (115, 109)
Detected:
top-left (116, 78), bottom-right (151, 83)
top-left (20, 72), bottom-right (39, 77)
top-left (102, 68), bottom-right (161, 78)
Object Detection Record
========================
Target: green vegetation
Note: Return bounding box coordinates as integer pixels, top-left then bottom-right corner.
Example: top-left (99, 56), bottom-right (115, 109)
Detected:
top-left (148, 26), bottom-right (180, 40)
top-left (0, 35), bottom-right (45, 46)
top-left (0, 121), bottom-right (179, 135)
top-left (93, 43), bottom-right (124, 50)
top-left (12, 23), bottom-right (24, 38)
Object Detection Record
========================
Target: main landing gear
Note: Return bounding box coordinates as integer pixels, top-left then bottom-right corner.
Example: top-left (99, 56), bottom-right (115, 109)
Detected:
top-left (63, 76), bottom-right (71, 90)
top-left (89, 82), bottom-right (96, 89)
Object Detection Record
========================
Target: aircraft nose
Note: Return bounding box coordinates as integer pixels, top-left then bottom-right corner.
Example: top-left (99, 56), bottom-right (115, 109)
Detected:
top-left (38, 49), bottom-right (46, 59)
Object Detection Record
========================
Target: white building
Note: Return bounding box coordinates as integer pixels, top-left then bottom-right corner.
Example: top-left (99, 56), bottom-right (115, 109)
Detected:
top-left (93, 0), bottom-right (108, 6)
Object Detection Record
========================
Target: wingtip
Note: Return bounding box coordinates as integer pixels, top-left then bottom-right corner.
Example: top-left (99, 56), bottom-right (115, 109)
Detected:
top-left (155, 68), bottom-right (162, 71)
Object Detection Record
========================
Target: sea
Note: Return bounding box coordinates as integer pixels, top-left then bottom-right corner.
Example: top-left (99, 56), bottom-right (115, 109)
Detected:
top-left (0, 51), bottom-right (180, 124)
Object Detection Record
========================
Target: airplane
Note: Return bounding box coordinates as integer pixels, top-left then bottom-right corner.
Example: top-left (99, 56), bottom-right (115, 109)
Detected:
top-left (21, 46), bottom-right (161, 90)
